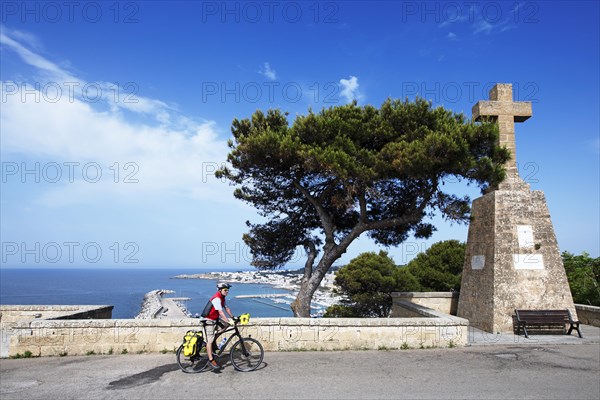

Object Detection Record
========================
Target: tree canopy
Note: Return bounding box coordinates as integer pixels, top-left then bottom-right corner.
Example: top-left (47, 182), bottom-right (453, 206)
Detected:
top-left (325, 251), bottom-right (404, 317)
top-left (563, 251), bottom-right (600, 306)
top-left (404, 240), bottom-right (465, 291)
top-left (217, 98), bottom-right (509, 316)
top-left (325, 242), bottom-right (464, 318)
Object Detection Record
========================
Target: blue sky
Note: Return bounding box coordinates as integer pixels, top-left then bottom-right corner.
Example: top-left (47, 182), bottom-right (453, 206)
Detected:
top-left (1, 1), bottom-right (598, 269)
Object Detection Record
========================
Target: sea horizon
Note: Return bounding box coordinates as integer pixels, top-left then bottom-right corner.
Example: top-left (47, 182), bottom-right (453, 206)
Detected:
top-left (0, 265), bottom-right (260, 271)
top-left (0, 267), bottom-right (298, 318)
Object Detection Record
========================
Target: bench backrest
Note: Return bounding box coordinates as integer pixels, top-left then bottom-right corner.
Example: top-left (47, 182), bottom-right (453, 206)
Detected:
top-left (514, 309), bottom-right (573, 323)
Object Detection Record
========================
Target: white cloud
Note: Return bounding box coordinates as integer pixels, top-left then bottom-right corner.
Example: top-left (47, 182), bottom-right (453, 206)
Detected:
top-left (339, 76), bottom-right (361, 103)
top-left (435, 5), bottom-right (516, 36)
top-left (472, 14), bottom-right (515, 35)
top-left (0, 32), bottom-right (178, 125)
top-left (473, 19), bottom-right (494, 35)
top-left (0, 30), bottom-right (73, 80)
top-left (0, 31), bottom-right (233, 207)
top-left (438, 14), bottom-right (468, 28)
top-left (473, 18), bottom-right (515, 35)
top-left (259, 62), bottom-right (277, 80)
top-left (1, 26), bottom-right (44, 51)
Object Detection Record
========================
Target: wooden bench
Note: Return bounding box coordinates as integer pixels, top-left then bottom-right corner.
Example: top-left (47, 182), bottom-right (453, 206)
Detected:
top-left (514, 309), bottom-right (582, 338)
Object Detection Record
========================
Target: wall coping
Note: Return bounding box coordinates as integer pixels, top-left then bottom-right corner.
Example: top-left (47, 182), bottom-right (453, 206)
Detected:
top-left (575, 304), bottom-right (600, 312)
top-left (12, 316), bottom-right (468, 329)
top-left (0, 305), bottom-right (114, 321)
top-left (0, 305), bottom-right (113, 312)
top-left (392, 300), bottom-right (468, 324)
top-left (391, 292), bottom-right (459, 299)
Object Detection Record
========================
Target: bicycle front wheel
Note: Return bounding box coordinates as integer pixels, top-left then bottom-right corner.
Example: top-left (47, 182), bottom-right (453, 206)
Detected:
top-left (230, 337), bottom-right (264, 372)
top-left (176, 343), bottom-right (209, 373)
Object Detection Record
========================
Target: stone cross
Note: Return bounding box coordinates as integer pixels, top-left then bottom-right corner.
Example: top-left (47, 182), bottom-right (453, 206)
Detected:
top-left (472, 84), bottom-right (532, 189)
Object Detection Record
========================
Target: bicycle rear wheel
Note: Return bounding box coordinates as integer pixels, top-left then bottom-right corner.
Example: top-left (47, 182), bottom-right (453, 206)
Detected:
top-left (176, 342), bottom-right (209, 373)
top-left (230, 337), bottom-right (264, 372)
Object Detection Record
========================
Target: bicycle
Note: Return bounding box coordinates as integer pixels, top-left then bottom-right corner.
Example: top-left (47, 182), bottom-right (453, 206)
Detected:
top-left (176, 313), bottom-right (264, 373)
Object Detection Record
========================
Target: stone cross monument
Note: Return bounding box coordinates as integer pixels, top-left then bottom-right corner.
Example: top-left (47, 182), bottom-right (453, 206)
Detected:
top-left (457, 83), bottom-right (577, 333)
top-left (471, 83), bottom-right (532, 189)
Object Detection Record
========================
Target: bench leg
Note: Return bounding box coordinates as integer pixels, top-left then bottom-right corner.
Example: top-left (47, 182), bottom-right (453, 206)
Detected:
top-left (568, 324), bottom-right (583, 338)
top-left (516, 323), bottom-right (529, 338)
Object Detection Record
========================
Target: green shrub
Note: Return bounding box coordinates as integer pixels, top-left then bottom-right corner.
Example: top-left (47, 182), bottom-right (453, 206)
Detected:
top-left (11, 351), bottom-right (35, 358)
top-left (563, 252), bottom-right (600, 306)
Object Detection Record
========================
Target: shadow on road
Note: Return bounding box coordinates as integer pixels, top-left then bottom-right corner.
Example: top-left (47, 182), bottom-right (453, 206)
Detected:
top-left (107, 363), bottom-right (180, 390)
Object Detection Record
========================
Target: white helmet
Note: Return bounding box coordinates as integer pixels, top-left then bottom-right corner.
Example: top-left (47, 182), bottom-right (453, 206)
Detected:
top-left (217, 282), bottom-right (232, 290)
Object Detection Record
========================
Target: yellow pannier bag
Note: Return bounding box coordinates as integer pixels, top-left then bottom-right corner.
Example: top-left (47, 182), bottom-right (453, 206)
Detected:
top-left (183, 330), bottom-right (202, 357)
top-left (239, 313), bottom-right (250, 325)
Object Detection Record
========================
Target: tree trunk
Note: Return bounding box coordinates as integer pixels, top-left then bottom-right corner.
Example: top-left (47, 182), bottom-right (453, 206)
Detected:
top-left (290, 247), bottom-right (343, 317)
top-left (291, 242), bottom-right (319, 317)
top-left (290, 283), bottom-right (315, 317)
top-left (290, 226), bottom-right (367, 317)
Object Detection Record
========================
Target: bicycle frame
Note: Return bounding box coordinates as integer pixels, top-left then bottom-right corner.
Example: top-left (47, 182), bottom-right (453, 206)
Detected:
top-left (177, 317), bottom-right (263, 373)
top-left (203, 321), bottom-right (250, 358)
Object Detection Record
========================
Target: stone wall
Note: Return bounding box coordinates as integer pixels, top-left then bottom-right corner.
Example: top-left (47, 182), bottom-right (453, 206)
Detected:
top-left (0, 305), bottom-right (113, 323)
top-left (575, 305), bottom-right (600, 327)
top-left (4, 315), bottom-right (468, 357)
top-left (391, 292), bottom-right (458, 315)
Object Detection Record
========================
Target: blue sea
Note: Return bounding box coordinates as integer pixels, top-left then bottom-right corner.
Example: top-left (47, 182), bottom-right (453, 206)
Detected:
top-left (0, 268), bottom-right (294, 318)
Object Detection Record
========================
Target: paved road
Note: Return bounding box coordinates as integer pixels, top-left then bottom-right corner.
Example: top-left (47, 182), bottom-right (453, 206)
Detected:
top-left (2, 344), bottom-right (599, 400)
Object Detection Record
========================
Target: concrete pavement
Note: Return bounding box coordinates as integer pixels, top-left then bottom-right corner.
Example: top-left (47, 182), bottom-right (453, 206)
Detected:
top-left (156, 298), bottom-right (187, 319)
top-left (2, 340), bottom-right (599, 400)
top-left (467, 323), bottom-right (599, 346)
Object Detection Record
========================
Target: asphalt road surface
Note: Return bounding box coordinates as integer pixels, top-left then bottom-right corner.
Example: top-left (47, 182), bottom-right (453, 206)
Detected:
top-left (2, 344), bottom-right (599, 400)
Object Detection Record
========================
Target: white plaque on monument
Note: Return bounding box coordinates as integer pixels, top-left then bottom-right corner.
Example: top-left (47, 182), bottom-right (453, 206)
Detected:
top-left (471, 255), bottom-right (485, 270)
top-left (517, 225), bottom-right (534, 248)
top-left (513, 254), bottom-right (544, 270)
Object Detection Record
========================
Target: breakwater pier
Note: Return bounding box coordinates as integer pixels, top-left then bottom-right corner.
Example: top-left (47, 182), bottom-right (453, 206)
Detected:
top-left (135, 290), bottom-right (190, 319)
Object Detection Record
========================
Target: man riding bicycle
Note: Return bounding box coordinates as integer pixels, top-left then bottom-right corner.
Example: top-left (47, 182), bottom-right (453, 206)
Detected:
top-left (176, 287), bottom-right (263, 374)
top-left (204, 282), bottom-right (235, 369)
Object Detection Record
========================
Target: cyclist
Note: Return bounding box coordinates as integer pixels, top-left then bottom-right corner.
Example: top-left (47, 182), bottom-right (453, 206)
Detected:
top-left (205, 282), bottom-right (235, 369)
